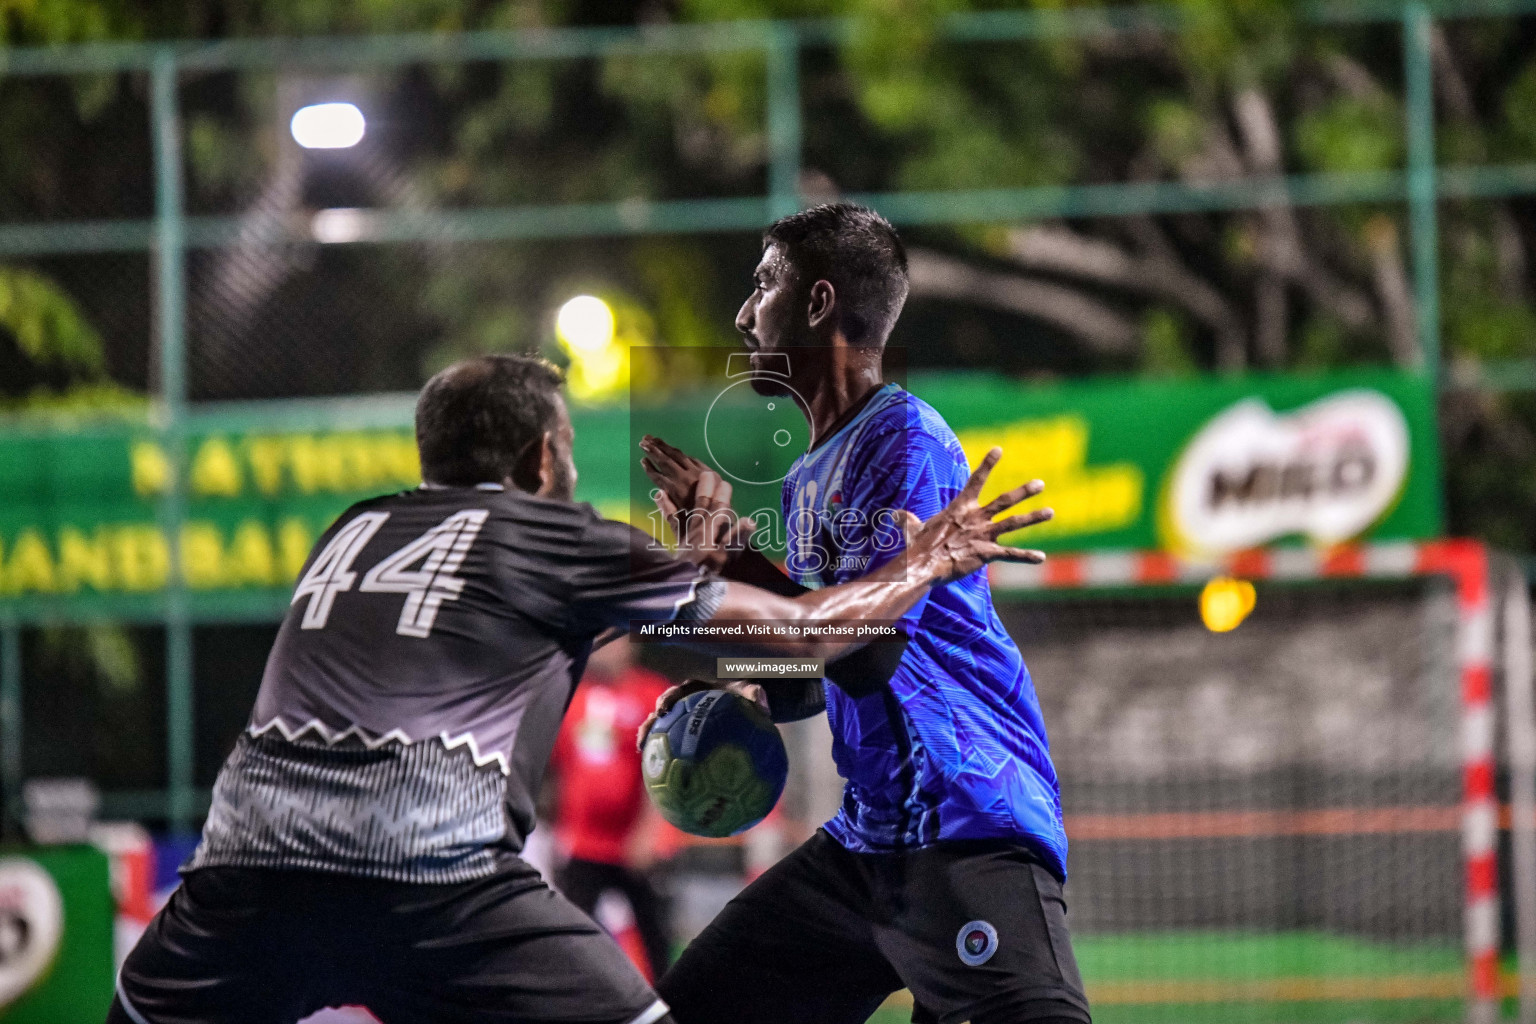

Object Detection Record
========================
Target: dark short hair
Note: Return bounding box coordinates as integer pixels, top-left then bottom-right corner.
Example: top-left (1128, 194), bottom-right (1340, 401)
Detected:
top-left (415, 354), bottom-right (565, 486)
top-left (763, 203), bottom-right (909, 346)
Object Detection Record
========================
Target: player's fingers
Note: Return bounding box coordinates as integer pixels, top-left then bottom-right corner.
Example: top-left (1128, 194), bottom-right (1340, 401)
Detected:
top-left (645, 435), bottom-right (697, 471)
top-left (653, 488), bottom-right (680, 525)
top-left (663, 437), bottom-right (709, 470)
top-left (981, 478), bottom-right (1045, 518)
top-left (641, 457), bottom-right (668, 486)
top-left (988, 544), bottom-right (1048, 564)
top-left (641, 452), bottom-right (683, 493)
top-left (958, 447), bottom-right (1002, 504)
top-left (692, 470), bottom-right (718, 508)
top-left (641, 437), bottom-right (687, 476)
top-left (645, 460), bottom-right (689, 501)
top-left (640, 433), bottom-right (673, 457)
top-left (696, 471), bottom-right (735, 516)
top-left (989, 507), bottom-right (1054, 537)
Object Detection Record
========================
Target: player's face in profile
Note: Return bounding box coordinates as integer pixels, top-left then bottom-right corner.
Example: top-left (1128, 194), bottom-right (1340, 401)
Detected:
top-left (736, 244), bottom-right (810, 396)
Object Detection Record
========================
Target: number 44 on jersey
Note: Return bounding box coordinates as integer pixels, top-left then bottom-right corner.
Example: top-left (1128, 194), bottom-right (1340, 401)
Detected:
top-left (291, 509), bottom-right (489, 637)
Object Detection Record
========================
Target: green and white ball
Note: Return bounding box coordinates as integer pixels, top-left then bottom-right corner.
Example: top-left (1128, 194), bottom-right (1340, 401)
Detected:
top-left (641, 690), bottom-right (789, 838)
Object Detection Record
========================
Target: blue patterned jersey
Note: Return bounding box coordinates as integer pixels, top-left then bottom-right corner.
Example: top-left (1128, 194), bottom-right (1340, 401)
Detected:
top-left (782, 383), bottom-right (1068, 877)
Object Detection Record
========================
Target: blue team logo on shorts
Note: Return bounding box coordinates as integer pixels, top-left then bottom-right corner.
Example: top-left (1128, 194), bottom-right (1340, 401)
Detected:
top-left (956, 920), bottom-right (998, 966)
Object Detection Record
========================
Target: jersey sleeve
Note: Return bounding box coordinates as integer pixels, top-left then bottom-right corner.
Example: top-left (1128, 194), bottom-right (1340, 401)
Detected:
top-left (563, 515), bottom-right (726, 635)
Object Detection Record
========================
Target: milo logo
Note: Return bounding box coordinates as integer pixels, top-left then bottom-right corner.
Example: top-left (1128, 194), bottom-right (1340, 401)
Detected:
top-left (1162, 390), bottom-right (1410, 556)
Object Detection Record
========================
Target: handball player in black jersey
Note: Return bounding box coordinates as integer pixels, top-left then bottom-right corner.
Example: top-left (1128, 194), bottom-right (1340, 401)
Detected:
top-left (107, 353), bottom-right (1053, 1024)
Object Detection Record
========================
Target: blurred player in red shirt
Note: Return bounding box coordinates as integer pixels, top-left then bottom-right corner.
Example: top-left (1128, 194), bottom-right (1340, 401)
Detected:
top-left (548, 636), bottom-right (676, 979)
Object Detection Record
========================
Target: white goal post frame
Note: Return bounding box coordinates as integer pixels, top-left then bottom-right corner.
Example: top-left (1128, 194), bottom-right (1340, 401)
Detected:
top-left (989, 539), bottom-right (1509, 1023)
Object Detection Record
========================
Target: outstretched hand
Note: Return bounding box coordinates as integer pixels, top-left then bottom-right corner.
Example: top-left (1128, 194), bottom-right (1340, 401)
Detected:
top-left (651, 465), bottom-right (756, 574)
top-left (904, 448), bottom-right (1054, 583)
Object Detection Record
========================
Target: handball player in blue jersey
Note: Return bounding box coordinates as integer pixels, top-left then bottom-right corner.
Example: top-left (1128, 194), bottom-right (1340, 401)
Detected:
top-left (640, 204), bottom-right (1090, 1024)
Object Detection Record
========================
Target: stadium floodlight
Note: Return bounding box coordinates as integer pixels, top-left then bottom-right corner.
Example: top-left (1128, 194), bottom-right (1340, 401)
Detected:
top-left (556, 295), bottom-right (617, 354)
top-left (311, 208), bottom-right (366, 244)
top-left (555, 295), bottom-right (625, 400)
top-left (290, 102), bottom-right (366, 150)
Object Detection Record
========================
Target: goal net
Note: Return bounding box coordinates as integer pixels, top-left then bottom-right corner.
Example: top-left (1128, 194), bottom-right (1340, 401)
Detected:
top-left (987, 541), bottom-right (1502, 1024)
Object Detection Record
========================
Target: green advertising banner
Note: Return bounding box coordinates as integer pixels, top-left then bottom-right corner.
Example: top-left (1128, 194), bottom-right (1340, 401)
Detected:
top-left (915, 368), bottom-right (1442, 559)
top-left (0, 398), bottom-right (424, 621)
top-left (0, 369), bottom-right (1440, 621)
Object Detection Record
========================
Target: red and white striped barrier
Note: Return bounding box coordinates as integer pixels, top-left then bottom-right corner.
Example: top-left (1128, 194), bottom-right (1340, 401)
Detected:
top-left (991, 539), bottom-right (1500, 1017)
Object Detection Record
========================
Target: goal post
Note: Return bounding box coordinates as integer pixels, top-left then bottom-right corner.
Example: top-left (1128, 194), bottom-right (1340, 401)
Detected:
top-left (988, 539), bottom-right (1505, 1024)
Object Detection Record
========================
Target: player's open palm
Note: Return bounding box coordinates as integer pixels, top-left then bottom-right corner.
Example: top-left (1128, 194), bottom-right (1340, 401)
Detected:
top-left (907, 447), bottom-right (1054, 583)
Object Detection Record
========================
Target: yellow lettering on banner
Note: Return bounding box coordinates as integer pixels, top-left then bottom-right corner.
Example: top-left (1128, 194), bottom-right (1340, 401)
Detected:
top-left (332, 436), bottom-right (371, 491)
top-left (113, 525), bottom-right (170, 591)
top-left (180, 522), bottom-right (225, 589)
top-left (278, 519), bottom-right (313, 582)
top-left (234, 432), bottom-right (422, 498)
top-left (6, 529), bottom-right (56, 594)
top-left (58, 527), bottom-right (113, 592)
top-left (131, 442), bottom-right (171, 497)
top-left (287, 437), bottom-right (322, 493)
top-left (192, 437), bottom-right (243, 497)
top-left (319, 438), bottom-right (350, 492)
top-left (245, 438), bottom-right (287, 496)
top-left (226, 521), bottom-right (277, 586)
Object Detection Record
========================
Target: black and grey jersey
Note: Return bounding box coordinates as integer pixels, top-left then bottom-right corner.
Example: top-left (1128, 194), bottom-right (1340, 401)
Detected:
top-left (188, 483), bottom-right (723, 883)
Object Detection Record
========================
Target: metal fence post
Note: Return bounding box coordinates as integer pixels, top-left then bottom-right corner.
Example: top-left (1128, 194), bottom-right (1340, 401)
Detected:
top-left (152, 47), bottom-right (196, 834)
top-left (1404, 2), bottom-right (1440, 376)
top-left (765, 23), bottom-right (802, 220)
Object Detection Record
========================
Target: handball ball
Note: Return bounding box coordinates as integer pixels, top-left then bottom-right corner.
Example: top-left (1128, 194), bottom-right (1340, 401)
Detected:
top-left (641, 689), bottom-right (788, 838)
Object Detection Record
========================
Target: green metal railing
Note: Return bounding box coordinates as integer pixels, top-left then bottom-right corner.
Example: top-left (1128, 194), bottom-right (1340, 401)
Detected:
top-left (1, 0), bottom-right (1534, 829)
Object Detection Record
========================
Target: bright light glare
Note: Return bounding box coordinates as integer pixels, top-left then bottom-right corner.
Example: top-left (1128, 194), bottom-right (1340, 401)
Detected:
top-left (311, 208), bottom-right (366, 244)
top-left (556, 296), bottom-right (617, 353)
top-left (1199, 576), bottom-right (1257, 633)
top-left (290, 103), bottom-right (366, 149)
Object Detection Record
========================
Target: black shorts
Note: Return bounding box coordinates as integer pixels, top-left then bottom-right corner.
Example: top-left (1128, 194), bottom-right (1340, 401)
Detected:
top-left (658, 831), bottom-right (1091, 1024)
top-left (112, 862), bottom-right (668, 1024)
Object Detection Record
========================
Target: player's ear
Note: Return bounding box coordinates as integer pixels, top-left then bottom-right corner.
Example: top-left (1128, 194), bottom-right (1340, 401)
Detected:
top-left (509, 431), bottom-right (550, 494)
top-left (533, 431), bottom-right (563, 498)
top-left (807, 279), bottom-right (837, 332)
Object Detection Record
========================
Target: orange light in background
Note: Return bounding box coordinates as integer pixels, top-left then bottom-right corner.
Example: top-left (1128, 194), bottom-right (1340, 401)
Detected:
top-left (1200, 576), bottom-right (1256, 633)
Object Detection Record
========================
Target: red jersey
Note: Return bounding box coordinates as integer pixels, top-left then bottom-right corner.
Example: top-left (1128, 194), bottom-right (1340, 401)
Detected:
top-left (551, 667), bottom-right (671, 865)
